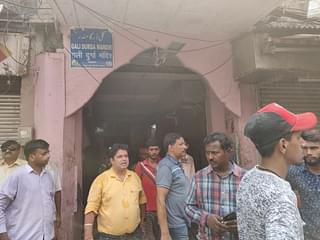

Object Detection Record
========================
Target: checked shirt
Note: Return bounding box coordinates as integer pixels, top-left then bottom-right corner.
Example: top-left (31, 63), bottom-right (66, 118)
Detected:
top-left (185, 163), bottom-right (246, 240)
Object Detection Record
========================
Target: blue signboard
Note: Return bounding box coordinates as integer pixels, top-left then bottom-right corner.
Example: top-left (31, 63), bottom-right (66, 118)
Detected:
top-left (70, 28), bottom-right (113, 68)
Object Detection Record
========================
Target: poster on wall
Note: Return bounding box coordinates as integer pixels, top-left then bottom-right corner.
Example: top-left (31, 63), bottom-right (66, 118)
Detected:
top-left (70, 28), bottom-right (113, 68)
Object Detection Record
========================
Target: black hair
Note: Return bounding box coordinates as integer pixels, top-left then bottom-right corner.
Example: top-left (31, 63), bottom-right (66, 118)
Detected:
top-left (24, 139), bottom-right (49, 160)
top-left (163, 132), bottom-right (182, 152)
top-left (257, 132), bottom-right (292, 157)
top-left (108, 143), bottom-right (128, 159)
top-left (1, 140), bottom-right (20, 152)
top-left (301, 129), bottom-right (320, 142)
top-left (145, 138), bottom-right (160, 148)
top-left (203, 132), bottom-right (233, 151)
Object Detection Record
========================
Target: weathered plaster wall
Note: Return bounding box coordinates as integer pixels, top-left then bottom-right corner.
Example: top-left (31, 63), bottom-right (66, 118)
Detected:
top-left (34, 52), bottom-right (65, 169)
top-left (20, 75), bottom-right (35, 127)
top-left (238, 83), bottom-right (259, 168)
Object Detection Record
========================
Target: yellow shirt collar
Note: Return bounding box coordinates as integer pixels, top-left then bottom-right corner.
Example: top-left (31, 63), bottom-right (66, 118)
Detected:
top-left (109, 167), bottom-right (132, 178)
top-left (0, 158), bottom-right (27, 167)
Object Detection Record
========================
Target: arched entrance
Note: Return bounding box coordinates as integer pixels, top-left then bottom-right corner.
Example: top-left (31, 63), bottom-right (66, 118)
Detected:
top-left (82, 48), bottom-right (207, 201)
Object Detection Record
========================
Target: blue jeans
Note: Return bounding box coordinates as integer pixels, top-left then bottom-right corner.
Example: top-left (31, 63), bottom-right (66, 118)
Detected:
top-left (169, 225), bottom-right (188, 240)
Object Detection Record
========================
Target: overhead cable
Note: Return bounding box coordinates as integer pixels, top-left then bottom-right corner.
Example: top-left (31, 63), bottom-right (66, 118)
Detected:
top-left (72, 0), bottom-right (227, 43)
top-left (73, 0), bottom-right (148, 49)
top-left (1, 0), bottom-right (51, 10)
top-left (51, 0), bottom-right (68, 25)
top-left (75, 0), bottom-right (231, 53)
top-left (63, 46), bottom-right (101, 85)
top-left (72, 0), bottom-right (81, 28)
top-left (74, 0), bottom-right (154, 48)
top-left (202, 55), bottom-right (233, 76)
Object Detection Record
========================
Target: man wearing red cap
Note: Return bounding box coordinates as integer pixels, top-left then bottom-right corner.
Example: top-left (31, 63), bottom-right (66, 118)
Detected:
top-left (237, 103), bottom-right (317, 240)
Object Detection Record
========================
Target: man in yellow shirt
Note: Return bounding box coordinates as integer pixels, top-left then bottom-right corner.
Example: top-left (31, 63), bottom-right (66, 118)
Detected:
top-left (0, 140), bottom-right (26, 185)
top-left (84, 143), bottom-right (147, 240)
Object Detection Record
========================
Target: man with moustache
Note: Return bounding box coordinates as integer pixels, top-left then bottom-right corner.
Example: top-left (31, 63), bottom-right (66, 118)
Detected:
top-left (0, 140), bottom-right (26, 185)
top-left (84, 144), bottom-right (146, 240)
top-left (185, 133), bottom-right (246, 240)
top-left (156, 132), bottom-right (189, 240)
top-left (0, 139), bottom-right (56, 240)
top-left (287, 129), bottom-right (320, 240)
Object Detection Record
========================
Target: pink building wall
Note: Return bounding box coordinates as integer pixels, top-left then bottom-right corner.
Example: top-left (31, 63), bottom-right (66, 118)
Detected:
top-left (34, 52), bottom-right (65, 171)
top-left (239, 83), bottom-right (260, 168)
top-left (33, 27), bottom-right (257, 238)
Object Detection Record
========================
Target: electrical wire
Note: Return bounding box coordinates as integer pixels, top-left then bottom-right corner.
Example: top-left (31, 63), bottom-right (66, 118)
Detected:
top-left (51, 0), bottom-right (68, 25)
top-left (72, 0), bottom-right (227, 43)
top-left (73, 1), bottom-right (147, 49)
top-left (74, 0), bottom-right (154, 48)
top-left (72, 0), bottom-right (81, 28)
top-left (63, 46), bottom-right (101, 85)
top-left (200, 55), bottom-right (234, 100)
top-left (48, 0), bottom-right (235, 90)
top-left (179, 41), bottom-right (229, 53)
top-left (75, 0), bottom-right (232, 53)
top-left (0, 0), bottom-right (51, 10)
top-left (201, 55), bottom-right (233, 77)
top-left (219, 79), bottom-right (234, 101)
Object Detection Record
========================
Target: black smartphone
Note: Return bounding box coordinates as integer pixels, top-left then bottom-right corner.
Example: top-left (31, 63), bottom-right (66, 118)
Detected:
top-left (223, 212), bottom-right (237, 221)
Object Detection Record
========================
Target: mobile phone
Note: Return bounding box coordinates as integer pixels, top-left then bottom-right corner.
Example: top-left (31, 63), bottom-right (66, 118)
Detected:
top-left (223, 212), bottom-right (236, 221)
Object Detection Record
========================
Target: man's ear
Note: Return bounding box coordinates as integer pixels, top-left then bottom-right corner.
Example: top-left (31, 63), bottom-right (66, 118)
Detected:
top-left (279, 138), bottom-right (288, 154)
top-left (28, 153), bottom-right (34, 162)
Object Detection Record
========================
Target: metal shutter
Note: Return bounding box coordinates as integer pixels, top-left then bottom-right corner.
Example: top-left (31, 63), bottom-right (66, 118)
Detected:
top-left (0, 95), bottom-right (20, 146)
top-left (258, 80), bottom-right (320, 127)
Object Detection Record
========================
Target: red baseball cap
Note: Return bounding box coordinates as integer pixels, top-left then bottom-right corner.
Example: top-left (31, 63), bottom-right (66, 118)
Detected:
top-left (245, 103), bottom-right (318, 150)
top-left (258, 103), bottom-right (317, 132)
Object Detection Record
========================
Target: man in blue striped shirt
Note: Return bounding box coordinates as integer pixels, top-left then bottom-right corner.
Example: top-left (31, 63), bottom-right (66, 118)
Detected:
top-left (0, 139), bottom-right (56, 240)
top-left (185, 133), bottom-right (246, 240)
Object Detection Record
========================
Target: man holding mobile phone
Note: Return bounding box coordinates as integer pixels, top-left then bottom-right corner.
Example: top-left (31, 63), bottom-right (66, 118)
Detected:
top-left (185, 133), bottom-right (246, 240)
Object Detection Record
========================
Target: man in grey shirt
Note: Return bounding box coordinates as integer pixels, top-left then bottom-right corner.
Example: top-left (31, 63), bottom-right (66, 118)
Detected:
top-left (0, 139), bottom-right (56, 240)
top-left (237, 103), bottom-right (317, 240)
top-left (156, 132), bottom-right (189, 240)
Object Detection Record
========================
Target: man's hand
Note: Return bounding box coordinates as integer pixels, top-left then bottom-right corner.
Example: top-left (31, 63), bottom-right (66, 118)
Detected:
top-left (53, 218), bottom-right (61, 240)
top-left (160, 232), bottom-right (172, 240)
top-left (206, 214), bottom-right (228, 234)
top-left (223, 220), bottom-right (238, 233)
top-left (55, 214), bottom-right (61, 228)
top-left (0, 232), bottom-right (10, 240)
top-left (84, 223), bottom-right (95, 240)
top-left (84, 228), bottom-right (94, 240)
top-left (84, 212), bottom-right (95, 240)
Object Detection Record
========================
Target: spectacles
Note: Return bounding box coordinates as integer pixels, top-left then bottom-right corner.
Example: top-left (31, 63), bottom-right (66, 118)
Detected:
top-left (1, 147), bottom-right (19, 152)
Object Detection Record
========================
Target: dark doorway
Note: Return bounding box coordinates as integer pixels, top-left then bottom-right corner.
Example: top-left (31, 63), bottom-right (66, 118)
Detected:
top-left (82, 48), bottom-right (207, 203)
